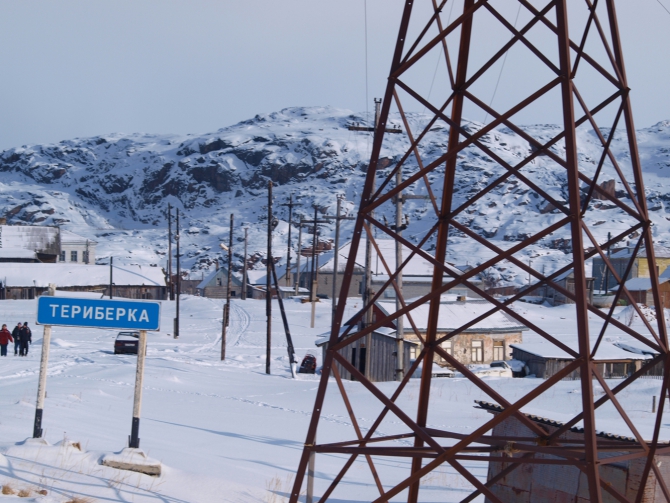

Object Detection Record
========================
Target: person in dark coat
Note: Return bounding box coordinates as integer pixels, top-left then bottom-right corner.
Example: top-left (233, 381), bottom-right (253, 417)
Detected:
top-left (12, 322), bottom-right (22, 356)
top-left (0, 324), bottom-right (13, 356)
top-left (19, 322), bottom-right (31, 357)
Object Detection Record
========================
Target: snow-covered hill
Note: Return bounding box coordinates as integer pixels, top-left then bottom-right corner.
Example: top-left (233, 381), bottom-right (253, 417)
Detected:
top-left (1, 106), bottom-right (669, 286)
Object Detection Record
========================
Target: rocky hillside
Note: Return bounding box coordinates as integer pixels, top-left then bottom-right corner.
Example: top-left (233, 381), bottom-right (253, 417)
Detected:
top-left (0, 106), bottom-right (669, 286)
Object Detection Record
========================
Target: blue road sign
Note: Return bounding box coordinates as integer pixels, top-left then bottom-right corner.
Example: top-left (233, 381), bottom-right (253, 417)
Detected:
top-left (36, 297), bottom-right (161, 331)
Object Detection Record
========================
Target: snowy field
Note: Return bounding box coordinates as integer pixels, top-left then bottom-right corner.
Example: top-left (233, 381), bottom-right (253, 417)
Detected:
top-left (0, 296), bottom-right (667, 502)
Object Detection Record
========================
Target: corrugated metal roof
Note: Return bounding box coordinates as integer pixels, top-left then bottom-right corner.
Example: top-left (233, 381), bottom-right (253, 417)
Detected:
top-left (0, 225), bottom-right (59, 255)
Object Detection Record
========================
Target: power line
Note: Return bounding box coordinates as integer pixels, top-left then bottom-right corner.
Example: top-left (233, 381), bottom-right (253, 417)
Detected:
top-left (656, 0), bottom-right (670, 16)
top-left (483, 3), bottom-right (522, 124)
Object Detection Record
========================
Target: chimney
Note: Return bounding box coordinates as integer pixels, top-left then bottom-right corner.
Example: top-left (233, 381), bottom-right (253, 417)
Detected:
top-left (457, 295), bottom-right (467, 302)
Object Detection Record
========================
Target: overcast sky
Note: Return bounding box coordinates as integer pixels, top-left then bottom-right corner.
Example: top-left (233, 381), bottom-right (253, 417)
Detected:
top-left (0, 1), bottom-right (668, 151)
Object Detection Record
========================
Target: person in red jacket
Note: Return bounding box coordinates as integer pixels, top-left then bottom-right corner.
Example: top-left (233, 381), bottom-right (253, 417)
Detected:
top-left (0, 324), bottom-right (13, 357)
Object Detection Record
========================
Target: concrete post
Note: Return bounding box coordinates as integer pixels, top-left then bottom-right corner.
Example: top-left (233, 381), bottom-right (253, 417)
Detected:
top-left (33, 324), bottom-right (52, 438)
top-left (129, 330), bottom-right (147, 448)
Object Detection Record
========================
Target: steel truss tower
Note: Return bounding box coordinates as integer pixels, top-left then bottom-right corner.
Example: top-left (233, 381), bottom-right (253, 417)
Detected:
top-left (290, 1), bottom-right (669, 502)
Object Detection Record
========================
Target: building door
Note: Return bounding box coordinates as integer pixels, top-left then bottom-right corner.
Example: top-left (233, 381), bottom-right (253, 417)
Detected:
top-left (493, 341), bottom-right (504, 361)
top-left (359, 348), bottom-right (367, 375)
top-left (471, 340), bottom-right (484, 363)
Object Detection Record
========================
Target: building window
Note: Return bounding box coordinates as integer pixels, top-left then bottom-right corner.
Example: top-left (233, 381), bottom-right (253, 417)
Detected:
top-left (442, 340), bottom-right (453, 356)
top-left (410, 345), bottom-right (417, 360)
top-left (59, 251), bottom-right (66, 262)
top-left (70, 251), bottom-right (78, 262)
top-left (471, 340), bottom-right (483, 363)
top-left (493, 341), bottom-right (505, 361)
top-left (231, 291), bottom-right (236, 297)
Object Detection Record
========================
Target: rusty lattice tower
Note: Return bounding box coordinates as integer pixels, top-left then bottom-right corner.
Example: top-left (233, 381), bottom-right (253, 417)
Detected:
top-left (290, 1), bottom-right (669, 501)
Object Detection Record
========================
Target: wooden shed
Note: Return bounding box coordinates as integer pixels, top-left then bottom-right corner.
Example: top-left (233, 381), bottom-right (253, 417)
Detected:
top-left (545, 268), bottom-right (595, 305)
top-left (196, 266), bottom-right (244, 299)
top-left (623, 277), bottom-right (670, 309)
top-left (316, 326), bottom-right (417, 382)
top-left (511, 343), bottom-right (651, 379)
top-left (0, 263), bottom-right (166, 300)
top-left (479, 401), bottom-right (670, 502)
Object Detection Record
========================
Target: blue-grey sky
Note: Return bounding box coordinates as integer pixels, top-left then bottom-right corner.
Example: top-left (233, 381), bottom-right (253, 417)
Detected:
top-left (0, 1), bottom-right (668, 150)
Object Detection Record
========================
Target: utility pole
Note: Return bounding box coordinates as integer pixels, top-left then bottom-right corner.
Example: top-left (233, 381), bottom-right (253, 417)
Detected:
top-left (295, 218), bottom-right (303, 296)
top-left (282, 194), bottom-right (298, 287)
top-left (109, 256), bottom-right (113, 299)
top-left (167, 203), bottom-right (173, 300)
top-left (362, 99), bottom-right (383, 380)
top-left (605, 231), bottom-right (612, 292)
top-left (266, 181), bottom-right (273, 375)
top-left (242, 227), bottom-right (248, 300)
top-left (310, 205), bottom-right (319, 329)
top-left (271, 260), bottom-right (297, 378)
top-left (221, 214), bottom-right (233, 361)
top-left (395, 167), bottom-right (405, 382)
top-left (321, 197), bottom-right (355, 326)
top-left (175, 209), bottom-right (180, 339)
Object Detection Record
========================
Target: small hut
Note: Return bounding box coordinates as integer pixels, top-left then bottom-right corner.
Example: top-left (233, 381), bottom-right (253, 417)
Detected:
top-left (316, 327), bottom-right (417, 382)
top-left (478, 400), bottom-right (670, 502)
top-left (623, 276), bottom-right (670, 309)
top-left (196, 266), bottom-right (244, 299)
top-left (511, 342), bottom-right (651, 379)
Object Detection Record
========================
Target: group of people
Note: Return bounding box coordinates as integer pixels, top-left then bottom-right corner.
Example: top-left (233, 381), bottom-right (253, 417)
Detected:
top-left (0, 322), bottom-right (32, 357)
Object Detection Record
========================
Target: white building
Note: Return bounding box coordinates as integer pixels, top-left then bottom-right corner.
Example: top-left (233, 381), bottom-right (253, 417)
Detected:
top-left (59, 230), bottom-right (97, 264)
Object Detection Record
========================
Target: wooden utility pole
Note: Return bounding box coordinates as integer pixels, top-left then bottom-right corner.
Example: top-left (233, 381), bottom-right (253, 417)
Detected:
top-left (175, 209), bottom-right (180, 339)
top-left (270, 260), bottom-right (297, 377)
top-left (322, 197), bottom-right (355, 326)
top-left (221, 213), bottom-right (233, 361)
top-left (241, 227), bottom-right (248, 300)
top-left (109, 256), bottom-right (113, 299)
top-left (167, 203), bottom-right (173, 300)
top-left (282, 194), bottom-right (298, 286)
top-left (295, 218), bottom-right (303, 296)
top-left (266, 181), bottom-right (272, 375)
top-left (310, 206), bottom-right (319, 328)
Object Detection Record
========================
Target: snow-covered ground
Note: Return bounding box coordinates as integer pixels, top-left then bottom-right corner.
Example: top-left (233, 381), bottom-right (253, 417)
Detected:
top-left (0, 296), bottom-right (667, 502)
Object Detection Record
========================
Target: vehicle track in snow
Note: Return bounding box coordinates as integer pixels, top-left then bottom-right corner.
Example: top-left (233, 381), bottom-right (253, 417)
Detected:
top-left (229, 301), bottom-right (250, 347)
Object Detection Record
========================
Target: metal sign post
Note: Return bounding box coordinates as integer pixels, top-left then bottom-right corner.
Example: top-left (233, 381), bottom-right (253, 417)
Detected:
top-left (35, 296), bottom-right (160, 445)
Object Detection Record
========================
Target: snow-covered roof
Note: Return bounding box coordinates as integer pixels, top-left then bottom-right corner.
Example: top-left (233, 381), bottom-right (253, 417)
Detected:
top-left (60, 229), bottom-right (97, 245)
top-left (319, 239), bottom-right (469, 279)
top-left (376, 299), bottom-right (527, 333)
top-left (0, 248), bottom-right (37, 259)
top-left (0, 263), bottom-right (165, 287)
top-left (0, 225), bottom-right (59, 254)
top-left (196, 266), bottom-right (243, 290)
top-left (510, 342), bottom-right (650, 361)
top-left (623, 277), bottom-right (670, 291)
top-left (610, 245), bottom-right (670, 259)
top-left (315, 325), bottom-right (417, 346)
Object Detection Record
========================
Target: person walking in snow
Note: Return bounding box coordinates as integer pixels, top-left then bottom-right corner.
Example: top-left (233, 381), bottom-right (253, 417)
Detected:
top-left (19, 322), bottom-right (31, 356)
top-left (12, 322), bottom-right (22, 356)
top-left (0, 324), bottom-right (13, 356)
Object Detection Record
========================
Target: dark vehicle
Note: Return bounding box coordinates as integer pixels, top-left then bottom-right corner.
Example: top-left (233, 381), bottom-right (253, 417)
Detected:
top-left (298, 354), bottom-right (317, 374)
top-left (114, 331), bottom-right (140, 354)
